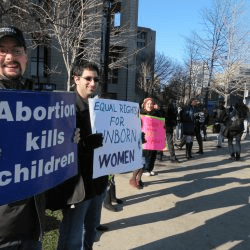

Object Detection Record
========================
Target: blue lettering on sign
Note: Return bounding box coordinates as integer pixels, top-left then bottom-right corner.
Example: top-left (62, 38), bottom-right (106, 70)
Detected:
top-left (0, 90), bottom-right (77, 205)
top-left (99, 149), bottom-right (135, 168)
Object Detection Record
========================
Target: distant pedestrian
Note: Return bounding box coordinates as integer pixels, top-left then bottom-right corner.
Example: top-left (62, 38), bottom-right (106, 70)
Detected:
top-left (164, 98), bottom-right (180, 163)
top-left (180, 98), bottom-right (199, 159)
top-left (213, 99), bottom-right (228, 148)
top-left (224, 101), bottom-right (249, 161)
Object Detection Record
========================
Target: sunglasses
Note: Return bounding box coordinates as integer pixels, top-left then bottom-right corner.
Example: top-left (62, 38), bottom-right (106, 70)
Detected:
top-left (81, 76), bottom-right (99, 83)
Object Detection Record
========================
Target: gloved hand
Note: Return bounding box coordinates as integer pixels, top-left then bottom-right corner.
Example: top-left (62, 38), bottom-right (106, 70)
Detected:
top-left (141, 132), bottom-right (147, 144)
top-left (72, 128), bottom-right (80, 144)
top-left (85, 133), bottom-right (103, 149)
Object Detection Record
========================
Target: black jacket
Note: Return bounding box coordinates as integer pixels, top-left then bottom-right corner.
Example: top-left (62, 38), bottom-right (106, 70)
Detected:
top-left (180, 104), bottom-right (197, 136)
top-left (75, 93), bottom-right (108, 201)
top-left (213, 105), bottom-right (228, 124)
top-left (46, 92), bottom-right (108, 210)
top-left (164, 103), bottom-right (177, 133)
top-left (0, 78), bottom-right (45, 248)
top-left (224, 103), bottom-right (249, 137)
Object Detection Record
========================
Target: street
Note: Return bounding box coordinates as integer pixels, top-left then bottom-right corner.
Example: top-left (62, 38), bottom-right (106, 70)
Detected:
top-left (94, 132), bottom-right (250, 250)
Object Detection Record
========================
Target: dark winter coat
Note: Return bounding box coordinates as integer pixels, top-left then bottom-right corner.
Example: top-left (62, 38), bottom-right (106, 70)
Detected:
top-left (164, 103), bottom-right (177, 134)
top-left (46, 92), bottom-right (108, 210)
top-left (180, 104), bottom-right (197, 136)
top-left (0, 78), bottom-right (45, 248)
top-left (213, 105), bottom-right (228, 124)
top-left (224, 103), bottom-right (249, 138)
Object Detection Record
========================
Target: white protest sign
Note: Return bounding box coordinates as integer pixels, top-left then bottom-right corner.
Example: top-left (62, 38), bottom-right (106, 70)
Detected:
top-left (89, 98), bottom-right (143, 178)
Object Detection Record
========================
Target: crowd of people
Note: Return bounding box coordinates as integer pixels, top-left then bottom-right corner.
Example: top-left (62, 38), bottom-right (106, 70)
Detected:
top-left (0, 25), bottom-right (249, 250)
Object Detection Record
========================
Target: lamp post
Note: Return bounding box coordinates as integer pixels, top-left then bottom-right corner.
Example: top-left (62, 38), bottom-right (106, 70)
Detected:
top-left (100, 0), bottom-right (113, 97)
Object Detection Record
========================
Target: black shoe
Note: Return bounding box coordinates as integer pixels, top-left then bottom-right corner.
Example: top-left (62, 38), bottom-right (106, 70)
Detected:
top-left (103, 203), bottom-right (118, 212)
top-left (112, 198), bottom-right (123, 204)
top-left (235, 153), bottom-right (240, 161)
top-left (139, 180), bottom-right (144, 187)
top-left (96, 225), bottom-right (109, 232)
top-left (174, 144), bottom-right (182, 150)
top-left (230, 153), bottom-right (236, 160)
top-left (217, 145), bottom-right (222, 148)
top-left (196, 150), bottom-right (203, 154)
top-left (171, 158), bottom-right (180, 163)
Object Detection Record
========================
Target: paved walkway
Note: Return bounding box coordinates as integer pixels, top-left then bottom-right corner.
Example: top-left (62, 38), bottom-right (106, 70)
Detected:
top-left (94, 133), bottom-right (250, 250)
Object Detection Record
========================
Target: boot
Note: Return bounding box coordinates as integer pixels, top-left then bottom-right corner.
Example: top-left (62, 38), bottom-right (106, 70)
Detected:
top-left (230, 153), bottom-right (235, 160)
top-left (136, 169), bottom-right (144, 189)
top-left (110, 178), bottom-right (123, 204)
top-left (189, 142), bottom-right (194, 158)
top-left (196, 137), bottom-right (203, 154)
top-left (186, 143), bottom-right (190, 159)
top-left (186, 142), bottom-right (194, 159)
top-left (103, 185), bottom-right (118, 212)
top-left (235, 152), bottom-right (240, 161)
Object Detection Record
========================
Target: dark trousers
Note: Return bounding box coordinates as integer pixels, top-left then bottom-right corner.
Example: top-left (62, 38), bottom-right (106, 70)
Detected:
top-left (143, 150), bottom-right (157, 172)
top-left (195, 126), bottom-right (203, 151)
top-left (166, 132), bottom-right (176, 160)
top-left (228, 133), bottom-right (242, 155)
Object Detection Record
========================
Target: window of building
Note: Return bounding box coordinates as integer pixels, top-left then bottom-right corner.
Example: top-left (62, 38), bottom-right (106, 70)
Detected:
top-left (30, 46), bottom-right (48, 77)
top-left (114, 12), bottom-right (121, 27)
top-left (137, 31), bottom-right (147, 40)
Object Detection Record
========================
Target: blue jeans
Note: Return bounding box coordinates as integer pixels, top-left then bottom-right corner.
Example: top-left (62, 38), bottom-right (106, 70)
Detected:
top-left (95, 191), bottom-right (106, 228)
top-left (176, 121), bottom-right (183, 140)
top-left (57, 196), bottom-right (100, 250)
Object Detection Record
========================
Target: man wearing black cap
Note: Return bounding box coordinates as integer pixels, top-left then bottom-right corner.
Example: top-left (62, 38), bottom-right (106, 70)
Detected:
top-left (0, 26), bottom-right (44, 250)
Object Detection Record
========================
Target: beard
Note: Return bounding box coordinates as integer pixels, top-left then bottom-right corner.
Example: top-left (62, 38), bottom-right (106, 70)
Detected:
top-left (1, 61), bottom-right (22, 79)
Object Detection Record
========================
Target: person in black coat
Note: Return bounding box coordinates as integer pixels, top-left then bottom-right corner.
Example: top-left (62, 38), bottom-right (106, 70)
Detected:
top-left (164, 99), bottom-right (179, 163)
top-left (53, 62), bottom-right (108, 250)
top-left (0, 26), bottom-right (45, 250)
top-left (213, 100), bottom-right (228, 147)
top-left (224, 102), bottom-right (249, 160)
top-left (180, 98), bottom-right (199, 159)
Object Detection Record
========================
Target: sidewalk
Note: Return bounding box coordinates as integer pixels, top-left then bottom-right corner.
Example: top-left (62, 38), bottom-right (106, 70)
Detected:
top-left (94, 133), bottom-right (250, 250)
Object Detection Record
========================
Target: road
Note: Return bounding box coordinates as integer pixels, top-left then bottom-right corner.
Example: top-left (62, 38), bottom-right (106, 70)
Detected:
top-left (94, 133), bottom-right (250, 250)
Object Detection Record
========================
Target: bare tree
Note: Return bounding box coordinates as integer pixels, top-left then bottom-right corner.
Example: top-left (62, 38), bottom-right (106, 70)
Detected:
top-left (5, 0), bottom-right (139, 92)
top-left (184, 0), bottom-right (250, 106)
top-left (209, 0), bottom-right (250, 105)
top-left (184, 32), bottom-right (204, 99)
top-left (137, 53), bottom-right (176, 97)
top-left (7, 0), bottom-right (103, 91)
top-left (212, 61), bottom-right (247, 106)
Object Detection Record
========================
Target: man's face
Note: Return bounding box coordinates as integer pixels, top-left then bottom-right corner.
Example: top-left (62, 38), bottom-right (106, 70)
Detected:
top-left (74, 68), bottom-right (99, 100)
top-left (0, 36), bottom-right (27, 79)
top-left (191, 99), bottom-right (198, 106)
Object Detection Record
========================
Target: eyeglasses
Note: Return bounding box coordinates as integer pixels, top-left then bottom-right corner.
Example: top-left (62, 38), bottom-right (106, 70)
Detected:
top-left (80, 76), bottom-right (99, 83)
top-left (0, 47), bottom-right (25, 57)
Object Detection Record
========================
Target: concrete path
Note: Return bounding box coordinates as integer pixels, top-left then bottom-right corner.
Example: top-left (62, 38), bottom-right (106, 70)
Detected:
top-left (94, 133), bottom-right (250, 250)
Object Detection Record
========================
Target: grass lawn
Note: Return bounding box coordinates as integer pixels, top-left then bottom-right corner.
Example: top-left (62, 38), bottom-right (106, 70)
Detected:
top-left (43, 209), bottom-right (62, 250)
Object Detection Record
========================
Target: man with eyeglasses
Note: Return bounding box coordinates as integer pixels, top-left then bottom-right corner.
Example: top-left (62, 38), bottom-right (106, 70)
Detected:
top-left (0, 26), bottom-right (44, 250)
top-left (55, 61), bottom-right (108, 250)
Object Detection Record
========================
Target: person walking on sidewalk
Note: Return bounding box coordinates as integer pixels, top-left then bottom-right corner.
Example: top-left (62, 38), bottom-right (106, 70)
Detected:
top-left (224, 101), bottom-right (249, 161)
top-left (180, 98), bottom-right (199, 160)
top-left (164, 98), bottom-right (180, 163)
top-left (213, 99), bottom-right (228, 148)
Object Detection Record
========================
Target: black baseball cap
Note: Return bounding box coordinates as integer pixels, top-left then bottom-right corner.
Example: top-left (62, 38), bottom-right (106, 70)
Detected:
top-left (0, 26), bottom-right (26, 49)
